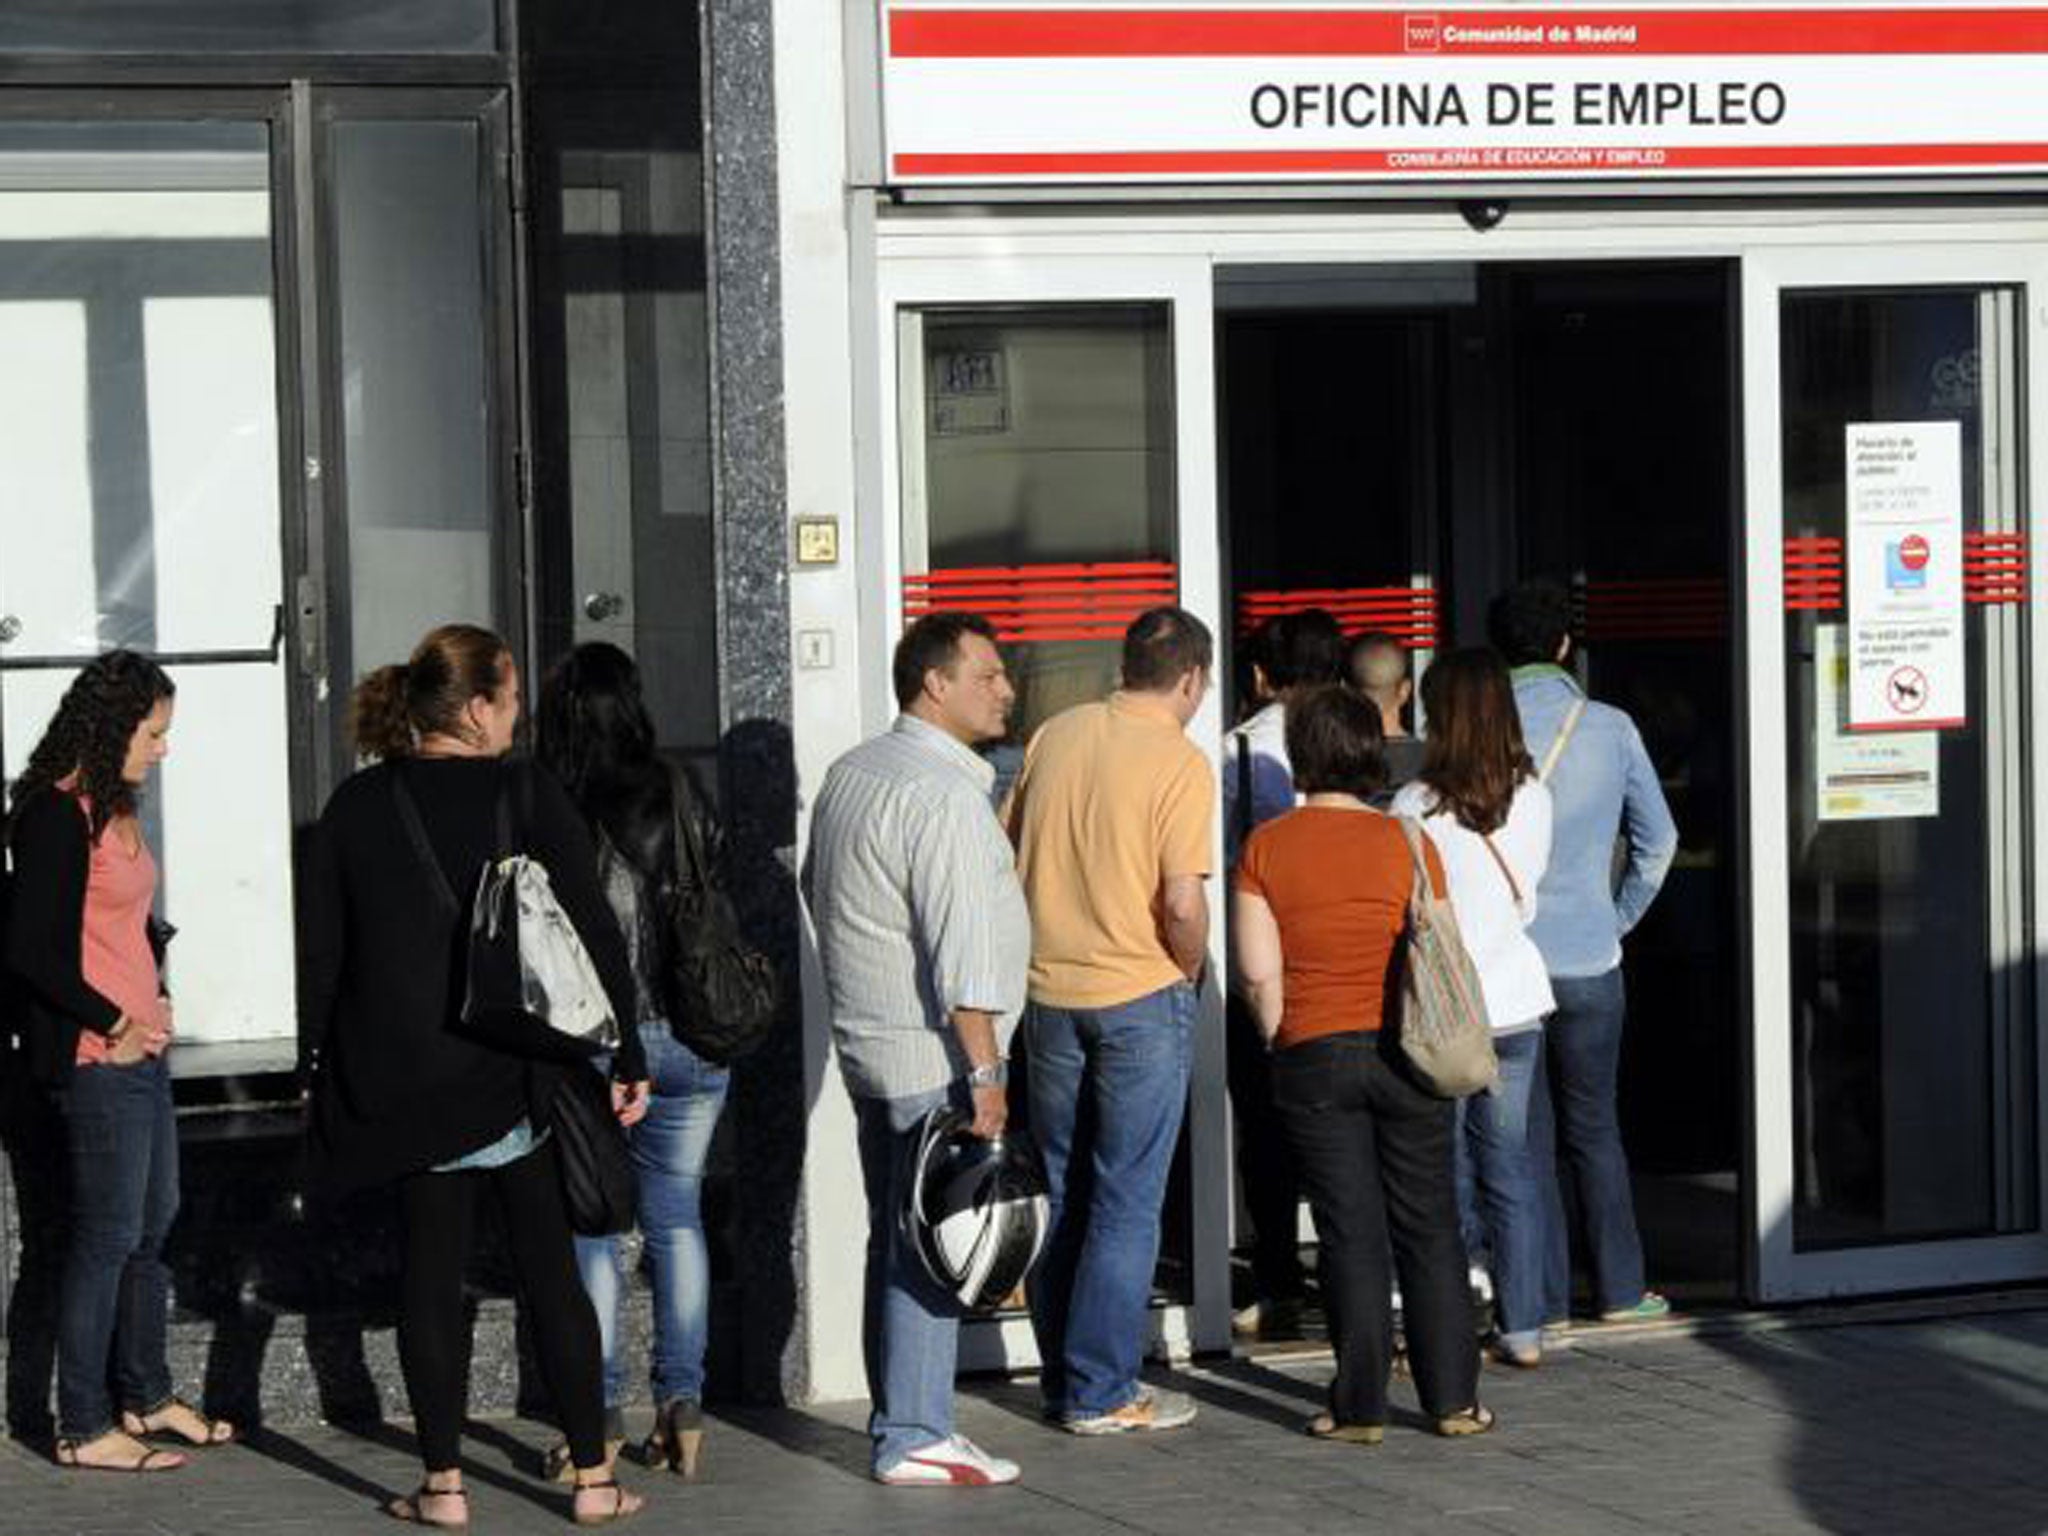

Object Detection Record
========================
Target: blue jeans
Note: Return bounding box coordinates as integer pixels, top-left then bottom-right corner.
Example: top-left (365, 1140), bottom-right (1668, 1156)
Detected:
top-left (1455, 1026), bottom-right (1549, 1350)
top-left (1024, 980), bottom-right (1195, 1420)
top-left (853, 1083), bottom-right (963, 1472)
top-left (1541, 969), bottom-right (1647, 1316)
top-left (574, 1025), bottom-right (729, 1408)
top-left (56, 1055), bottom-right (179, 1440)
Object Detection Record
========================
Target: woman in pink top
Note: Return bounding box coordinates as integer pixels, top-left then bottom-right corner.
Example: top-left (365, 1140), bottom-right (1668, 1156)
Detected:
top-left (2, 650), bottom-right (231, 1471)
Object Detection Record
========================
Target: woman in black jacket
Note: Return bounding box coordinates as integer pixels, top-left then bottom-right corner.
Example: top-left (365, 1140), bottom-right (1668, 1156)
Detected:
top-left (535, 642), bottom-right (731, 1481)
top-left (3, 650), bottom-right (229, 1471)
top-left (301, 623), bottom-right (651, 1528)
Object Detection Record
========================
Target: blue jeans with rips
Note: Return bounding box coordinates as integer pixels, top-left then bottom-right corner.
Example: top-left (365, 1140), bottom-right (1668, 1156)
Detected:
top-left (1455, 1025), bottom-right (1550, 1352)
top-left (1540, 968), bottom-right (1648, 1317)
top-left (574, 1024), bottom-right (729, 1410)
top-left (1024, 979), bottom-right (1195, 1421)
top-left (853, 1083), bottom-right (964, 1473)
top-left (56, 1055), bottom-right (179, 1441)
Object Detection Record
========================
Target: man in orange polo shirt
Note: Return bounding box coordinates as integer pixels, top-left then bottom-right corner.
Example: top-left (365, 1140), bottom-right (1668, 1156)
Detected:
top-left (1006, 607), bottom-right (1215, 1435)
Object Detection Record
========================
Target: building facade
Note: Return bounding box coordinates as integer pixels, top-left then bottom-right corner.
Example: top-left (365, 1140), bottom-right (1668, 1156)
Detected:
top-left (3, 0), bottom-right (2046, 1418)
top-left (781, 0), bottom-right (2048, 1400)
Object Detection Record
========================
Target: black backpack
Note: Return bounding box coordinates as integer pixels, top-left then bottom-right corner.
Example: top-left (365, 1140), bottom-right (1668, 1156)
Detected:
top-left (658, 764), bottom-right (778, 1066)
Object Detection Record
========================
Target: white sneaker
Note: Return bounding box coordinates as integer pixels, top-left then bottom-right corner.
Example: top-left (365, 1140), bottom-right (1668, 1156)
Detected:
top-left (875, 1434), bottom-right (1021, 1487)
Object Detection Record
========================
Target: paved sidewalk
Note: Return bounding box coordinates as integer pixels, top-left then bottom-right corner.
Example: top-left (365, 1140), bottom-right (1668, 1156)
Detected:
top-left (4, 1308), bottom-right (2046, 1536)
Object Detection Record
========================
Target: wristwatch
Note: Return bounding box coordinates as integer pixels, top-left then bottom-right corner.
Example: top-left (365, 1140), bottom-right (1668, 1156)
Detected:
top-left (966, 1058), bottom-right (1009, 1089)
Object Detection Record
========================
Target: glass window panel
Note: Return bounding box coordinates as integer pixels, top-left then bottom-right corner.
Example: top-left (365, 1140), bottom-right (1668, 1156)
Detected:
top-left (1780, 288), bottom-right (2038, 1250)
top-left (332, 119), bottom-right (496, 679)
top-left (0, 0), bottom-right (495, 55)
top-left (0, 119), bottom-right (294, 1050)
top-left (913, 305), bottom-right (1178, 750)
top-left (536, 143), bottom-right (718, 759)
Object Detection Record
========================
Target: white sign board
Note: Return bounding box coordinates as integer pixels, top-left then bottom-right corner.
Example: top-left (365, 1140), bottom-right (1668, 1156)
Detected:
top-left (881, 5), bottom-right (2048, 186)
top-left (1814, 625), bottom-right (1938, 821)
top-left (1845, 421), bottom-right (1966, 732)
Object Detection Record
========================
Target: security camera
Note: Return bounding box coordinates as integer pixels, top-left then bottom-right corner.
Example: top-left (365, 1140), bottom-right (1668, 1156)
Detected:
top-left (1459, 200), bottom-right (1509, 232)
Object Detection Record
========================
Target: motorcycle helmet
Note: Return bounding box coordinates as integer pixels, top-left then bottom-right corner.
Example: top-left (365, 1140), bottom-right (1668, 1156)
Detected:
top-left (903, 1106), bottom-right (1051, 1315)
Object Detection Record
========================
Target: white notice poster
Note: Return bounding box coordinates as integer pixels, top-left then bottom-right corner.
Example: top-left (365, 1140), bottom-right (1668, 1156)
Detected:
top-left (1845, 421), bottom-right (1966, 732)
top-left (1815, 625), bottom-right (1938, 820)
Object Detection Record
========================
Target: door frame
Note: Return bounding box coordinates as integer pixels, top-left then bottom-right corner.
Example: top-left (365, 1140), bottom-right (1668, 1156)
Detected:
top-left (863, 200), bottom-right (2048, 1328)
top-left (1740, 241), bottom-right (2048, 1300)
top-left (872, 252), bottom-right (1233, 1363)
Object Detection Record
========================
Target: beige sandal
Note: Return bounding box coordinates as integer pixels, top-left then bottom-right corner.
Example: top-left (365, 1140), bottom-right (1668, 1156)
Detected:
top-left (1304, 1412), bottom-right (1384, 1445)
top-left (643, 1399), bottom-right (705, 1479)
top-left (54, 1429), bottom-right (186, 1473)
top-left (386, 1482), bottom-right (470, 1529)
top-left (1434, 1403), bottom-right (1497, 1437)
top-left (122, 1396), bottom-right (235, 1447)
top-left (571, 1477), bottom-right (643, 1527)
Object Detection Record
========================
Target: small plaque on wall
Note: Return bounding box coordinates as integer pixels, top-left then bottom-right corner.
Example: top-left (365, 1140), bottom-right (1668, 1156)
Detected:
top-left (794, 516), bottom-right (839, 566)
top-left (930, 347), bottom-right (1008, 436)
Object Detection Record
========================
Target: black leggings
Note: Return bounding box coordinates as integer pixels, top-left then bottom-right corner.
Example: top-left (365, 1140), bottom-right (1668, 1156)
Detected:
top-left (398, 1141), bottom-right (606, 1472)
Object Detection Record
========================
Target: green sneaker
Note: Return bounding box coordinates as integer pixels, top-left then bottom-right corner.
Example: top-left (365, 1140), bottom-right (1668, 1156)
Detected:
top-left (1598, 1291), bottom-right (1672, 1324)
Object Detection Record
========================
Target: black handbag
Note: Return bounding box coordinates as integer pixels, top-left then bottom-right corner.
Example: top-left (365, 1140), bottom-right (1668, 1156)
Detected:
top-left (549, 1065), bottom-right (636, 1237)
top-left (660, 764), bottom-right (778, 1066)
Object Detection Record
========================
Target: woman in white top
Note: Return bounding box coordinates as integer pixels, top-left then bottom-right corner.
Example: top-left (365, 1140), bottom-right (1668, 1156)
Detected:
top-left (1393, 647), bottom-right (1555, 1368)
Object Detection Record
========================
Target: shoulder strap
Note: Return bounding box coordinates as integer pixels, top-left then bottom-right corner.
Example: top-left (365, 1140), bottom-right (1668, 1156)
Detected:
top-left (391, 769), bottom-right (460, 917)
top-left (1232, 729), bottom-right (1254, 851)
top-left (665, 760), bottom-right (711, 896)
top-left (1538, 696), bottom-right (1588, 785)
top-left (1395, 815), bottom-right (1435, 905)
top-left (495, 759), bottom-right (526, 858)
top-left (1479, 831), bottom-right (1525, 908)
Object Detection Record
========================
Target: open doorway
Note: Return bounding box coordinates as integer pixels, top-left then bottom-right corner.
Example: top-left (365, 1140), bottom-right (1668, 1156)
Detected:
top-left (1218, 259), bottom-right (1745, 1314)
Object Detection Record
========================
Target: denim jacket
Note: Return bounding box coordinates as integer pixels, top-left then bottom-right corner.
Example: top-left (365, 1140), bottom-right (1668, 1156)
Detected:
top-left (1511, 667), bottom-right (1678, 979)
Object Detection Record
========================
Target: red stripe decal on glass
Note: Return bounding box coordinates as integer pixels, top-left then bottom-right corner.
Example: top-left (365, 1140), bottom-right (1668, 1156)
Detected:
top-left (1581, 577), bottom-right (1728, 642)
top-left (1235, 587), bottom-right (1439, 648)
top-left (1964, 531), bottom-right (2028, 605)
top-left (1785, 536), bottom-right (1844, 612)
top-left (904, 561), bottom-right (1178, 643)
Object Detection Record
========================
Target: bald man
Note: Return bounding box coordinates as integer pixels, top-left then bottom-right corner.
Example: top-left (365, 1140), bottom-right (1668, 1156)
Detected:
top-left (1343, 633), bottom-right (1425, 804)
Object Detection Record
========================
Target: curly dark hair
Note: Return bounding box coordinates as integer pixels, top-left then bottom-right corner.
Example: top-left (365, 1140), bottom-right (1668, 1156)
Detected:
top-left (8, 650), bottom-right (176, 841)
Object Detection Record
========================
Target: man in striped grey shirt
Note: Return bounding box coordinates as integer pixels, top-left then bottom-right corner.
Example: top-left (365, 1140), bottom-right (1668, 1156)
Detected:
top-left (803, 612), bottom-right (1031, 1488)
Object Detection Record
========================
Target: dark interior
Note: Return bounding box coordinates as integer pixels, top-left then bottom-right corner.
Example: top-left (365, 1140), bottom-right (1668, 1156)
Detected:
top-left (1220, 261), bottom-right (1745, 1307)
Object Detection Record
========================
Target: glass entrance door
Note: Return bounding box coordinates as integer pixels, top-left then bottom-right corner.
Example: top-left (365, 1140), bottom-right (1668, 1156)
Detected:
top-left (1744, 245), bottom-right (2048, 1298)
top-left (0, 116), bottom-right (296, 1056)
top-left (0, 92), bottom-right (519, 1065)
top-left (876, 254), bottom-right (1232, 1359)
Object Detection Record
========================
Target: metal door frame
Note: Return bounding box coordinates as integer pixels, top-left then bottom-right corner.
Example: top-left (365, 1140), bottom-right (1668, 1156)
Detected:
top-left (1740, 241), bottom-right (2048, 1300)
top-left (874, 252), bottom-right (1232, 1364)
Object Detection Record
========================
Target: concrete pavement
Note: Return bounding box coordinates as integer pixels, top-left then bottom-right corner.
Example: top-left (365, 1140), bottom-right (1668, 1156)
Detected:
top-left (3, 1305), bottom-right (2046, 1536)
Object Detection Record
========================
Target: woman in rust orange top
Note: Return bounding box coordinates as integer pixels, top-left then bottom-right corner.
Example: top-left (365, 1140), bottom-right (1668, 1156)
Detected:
top-left (2, 650), bottom-right (232, 1471)
top-left (1232, 684), bottom-right (1490, 1443)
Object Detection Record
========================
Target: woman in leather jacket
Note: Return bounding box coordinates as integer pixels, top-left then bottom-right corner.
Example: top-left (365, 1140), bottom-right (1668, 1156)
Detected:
top-left (535, 642), bottom-right (730, 1480)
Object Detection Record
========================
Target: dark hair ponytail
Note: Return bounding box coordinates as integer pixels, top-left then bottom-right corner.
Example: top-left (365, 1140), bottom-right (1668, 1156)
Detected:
top-left (348, 623), bottom-right (512, 760)
top-left (349, 664), bottom-right (416, 760)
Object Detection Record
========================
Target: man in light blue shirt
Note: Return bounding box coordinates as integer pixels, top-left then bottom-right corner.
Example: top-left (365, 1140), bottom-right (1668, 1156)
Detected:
top-left (1492, 581), bottom-right (1679, 1326)
top-left (805, 613), bottom-right (1031, 1487)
